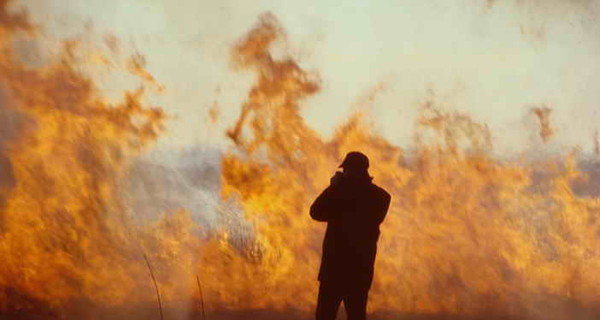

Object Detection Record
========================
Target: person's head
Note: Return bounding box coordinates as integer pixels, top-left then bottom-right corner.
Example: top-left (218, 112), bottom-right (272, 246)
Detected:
top-left (338, 151), bottom-right (369, 177)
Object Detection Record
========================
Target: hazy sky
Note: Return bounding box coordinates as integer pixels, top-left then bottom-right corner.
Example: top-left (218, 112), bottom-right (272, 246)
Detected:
top-left (20, 0), bottom-right (600, 155)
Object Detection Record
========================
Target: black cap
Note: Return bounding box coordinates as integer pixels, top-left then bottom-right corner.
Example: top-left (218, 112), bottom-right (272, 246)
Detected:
top-left (338, 151), bottom-right (369, 170)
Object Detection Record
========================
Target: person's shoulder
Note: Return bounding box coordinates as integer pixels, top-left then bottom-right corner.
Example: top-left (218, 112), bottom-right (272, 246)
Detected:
top-left (370, 182), bottom-right (391, 200)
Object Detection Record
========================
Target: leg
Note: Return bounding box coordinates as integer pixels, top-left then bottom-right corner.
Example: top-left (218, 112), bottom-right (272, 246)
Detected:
top-left (316, 281), bottom-right (343, 320)
top-left (343, 286), bottom-right (369, 320)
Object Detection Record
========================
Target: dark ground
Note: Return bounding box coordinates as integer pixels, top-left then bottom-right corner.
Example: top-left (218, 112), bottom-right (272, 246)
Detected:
top-left (2, 307), bottom-right (600, 320)
top-left (2, 288), bottom-right (599, 320)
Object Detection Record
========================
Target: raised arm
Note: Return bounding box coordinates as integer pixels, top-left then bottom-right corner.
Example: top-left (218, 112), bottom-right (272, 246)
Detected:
top-left (310, 186), bottom-right (339, 222)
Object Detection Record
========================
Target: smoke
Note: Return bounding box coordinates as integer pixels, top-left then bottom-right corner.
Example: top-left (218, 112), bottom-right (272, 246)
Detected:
top-left (126, 147), bottom-right (222, 225)
top-left (0, 93), bottom-right (19, 229)
top-left (0, 0), bottom-right (33, 229)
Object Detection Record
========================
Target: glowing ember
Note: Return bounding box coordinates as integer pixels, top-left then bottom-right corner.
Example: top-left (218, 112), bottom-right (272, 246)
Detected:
top-left (532, 107), bottom-right (554, 143)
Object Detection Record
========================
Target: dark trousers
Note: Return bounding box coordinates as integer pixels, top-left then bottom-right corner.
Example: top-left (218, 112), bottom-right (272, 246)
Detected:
top-left (315, 280), bottom-right (369, 320)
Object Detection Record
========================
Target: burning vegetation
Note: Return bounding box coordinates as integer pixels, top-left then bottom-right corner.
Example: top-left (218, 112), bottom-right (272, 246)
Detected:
top-left (0, 2), bottom-right (599, 320)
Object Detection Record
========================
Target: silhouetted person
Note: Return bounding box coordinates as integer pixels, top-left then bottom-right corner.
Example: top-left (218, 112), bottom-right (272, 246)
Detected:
top-left (310, 152), bottom-right (391, 320)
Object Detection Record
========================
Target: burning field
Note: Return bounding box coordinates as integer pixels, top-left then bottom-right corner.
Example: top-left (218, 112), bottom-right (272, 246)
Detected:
top-left (1, 0), bottom-right (600, 319)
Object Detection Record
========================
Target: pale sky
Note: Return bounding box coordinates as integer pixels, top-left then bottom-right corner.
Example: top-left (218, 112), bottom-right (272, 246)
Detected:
top-left (20, 0), bottom-right (600, 156)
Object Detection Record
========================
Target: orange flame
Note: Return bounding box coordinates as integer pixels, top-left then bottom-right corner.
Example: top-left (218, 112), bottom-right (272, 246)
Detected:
top-left (0, 0), bottom-right (191, 315)
top-left (0, 5), bottom-right (598, 320)
top-left (197, 14), bottom-right (600, 319)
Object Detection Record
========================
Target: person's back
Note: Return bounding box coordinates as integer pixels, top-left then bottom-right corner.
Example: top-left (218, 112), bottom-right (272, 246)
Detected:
top-left (310, 152), bottom-right (391, 320)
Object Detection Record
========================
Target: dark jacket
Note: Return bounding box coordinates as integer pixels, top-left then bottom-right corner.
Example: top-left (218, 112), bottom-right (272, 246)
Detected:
top-left (310, 174), bottom-right (391, 287)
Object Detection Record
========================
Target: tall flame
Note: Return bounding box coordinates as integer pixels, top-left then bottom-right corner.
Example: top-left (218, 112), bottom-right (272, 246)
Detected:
top-left (198, 14), bottom-right (600, 319)
top-left (0, 0), bottom-right (193, 316)
top-left (0, 4), bottom-right (598, 320)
